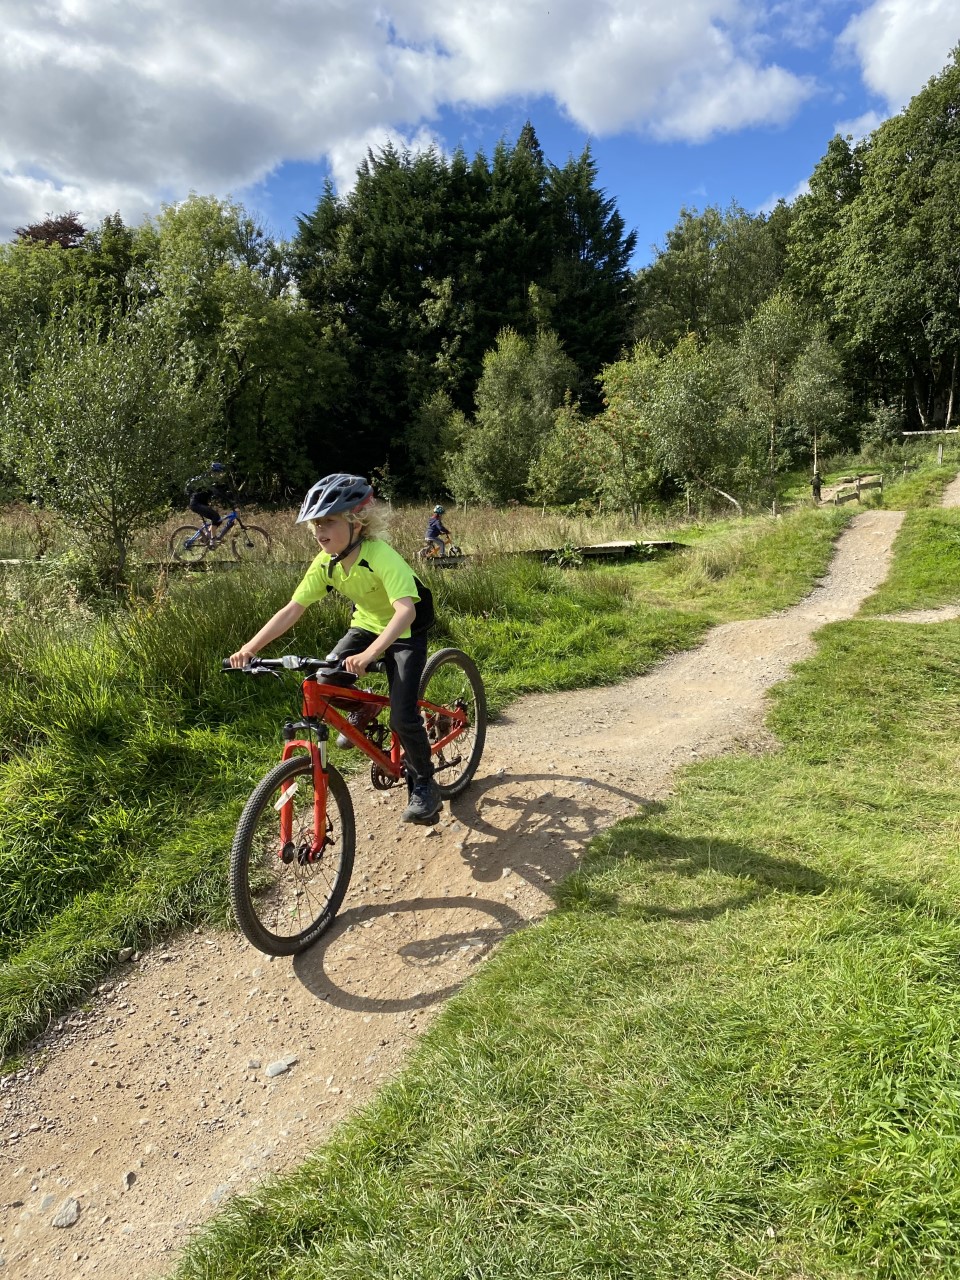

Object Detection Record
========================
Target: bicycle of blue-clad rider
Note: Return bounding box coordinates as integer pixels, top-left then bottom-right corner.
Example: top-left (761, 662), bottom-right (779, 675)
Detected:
top-left (169, 507), bottom-right (272, 564)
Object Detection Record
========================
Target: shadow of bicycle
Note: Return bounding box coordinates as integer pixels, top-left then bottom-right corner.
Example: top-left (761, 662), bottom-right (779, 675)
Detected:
top-left (293, 893), bottom-right (525, 1013)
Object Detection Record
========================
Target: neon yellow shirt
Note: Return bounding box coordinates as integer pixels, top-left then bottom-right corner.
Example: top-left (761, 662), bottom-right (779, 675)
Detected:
top-left (291, 538), bottom-right (420, 637)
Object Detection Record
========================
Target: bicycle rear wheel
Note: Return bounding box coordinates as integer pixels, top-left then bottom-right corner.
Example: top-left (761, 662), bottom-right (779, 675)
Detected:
top-left (418, 647), bottom-right (487, 798)
top-left (169, 524), bottom-right (210, 563)
top-left (230, 756), bottom-right (355, 955)
top-left (232, 525), bottom-right (272, 561)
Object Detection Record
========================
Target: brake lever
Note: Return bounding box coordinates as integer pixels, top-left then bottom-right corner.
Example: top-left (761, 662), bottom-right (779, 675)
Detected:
top-left (220, 659), bottom-right (282, 680)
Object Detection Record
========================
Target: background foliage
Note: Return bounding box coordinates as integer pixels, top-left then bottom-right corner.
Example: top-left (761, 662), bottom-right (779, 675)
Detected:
top-left (0, 55), bottom-right (958, 563)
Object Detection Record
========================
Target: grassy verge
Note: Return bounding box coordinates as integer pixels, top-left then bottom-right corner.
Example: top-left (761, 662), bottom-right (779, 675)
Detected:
top-left (0, 508), bottom-right (844, 1061)
top-left (861, 508), bottom-right (960, 616)
top-left (874, 463), bottom-right (956, 510)
top-left (172, 520), bottom-right (960, 1278)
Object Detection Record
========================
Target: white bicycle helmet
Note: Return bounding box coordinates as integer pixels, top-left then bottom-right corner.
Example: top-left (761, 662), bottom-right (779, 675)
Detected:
top-left (297, 473), bottom-right (373, 523)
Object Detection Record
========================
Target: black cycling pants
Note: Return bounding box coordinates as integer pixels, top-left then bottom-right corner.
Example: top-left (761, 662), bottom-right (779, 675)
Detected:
top-left (189, 495), bottom-right (222, 525)
top-left (326, 628), bottom-right (433, 782)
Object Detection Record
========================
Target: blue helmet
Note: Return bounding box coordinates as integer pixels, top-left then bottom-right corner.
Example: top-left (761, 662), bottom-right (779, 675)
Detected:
top-left (433, 504), bottom-right (445, 514)
top-left (210, 461), bottom-right (226, 473)
top-left (297, 473), bottom-right (374, 523)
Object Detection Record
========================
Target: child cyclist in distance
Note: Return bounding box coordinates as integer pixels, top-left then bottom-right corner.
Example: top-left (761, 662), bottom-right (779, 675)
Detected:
top-left (228, 474), bottom-right (442, 825)
top-left (425, 504), bottom-right (451, 555)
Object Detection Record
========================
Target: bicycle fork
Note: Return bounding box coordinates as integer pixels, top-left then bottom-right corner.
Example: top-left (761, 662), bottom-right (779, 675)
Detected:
top-left (279, 719), bottom-right (329, 862)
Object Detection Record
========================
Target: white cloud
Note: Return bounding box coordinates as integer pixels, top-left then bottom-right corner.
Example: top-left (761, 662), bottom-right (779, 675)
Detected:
top-left (832, 108), bottom-right (885, 141)
top-left (0, 0), bottom-right (817, 237)
top-left (755, 177), bottom-right (810, 214)
top-left (838, 0), bottom-right (960, 110)
top-left (326, 125), bottom-right (445, 194)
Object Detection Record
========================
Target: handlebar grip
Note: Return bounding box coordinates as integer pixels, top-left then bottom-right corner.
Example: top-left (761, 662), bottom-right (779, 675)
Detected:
top-left (221, 658), bottom-right (264, 673)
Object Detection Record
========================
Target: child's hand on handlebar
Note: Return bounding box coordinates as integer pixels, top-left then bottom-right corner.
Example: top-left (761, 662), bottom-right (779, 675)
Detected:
top-left (343, 650), bottom-right (378, 676)
top-left (229, 646), bottom-right (259, 669)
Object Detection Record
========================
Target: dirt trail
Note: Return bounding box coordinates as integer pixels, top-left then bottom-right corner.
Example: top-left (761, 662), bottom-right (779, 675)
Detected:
top-left (0, 506), bottom-right (930, 1279)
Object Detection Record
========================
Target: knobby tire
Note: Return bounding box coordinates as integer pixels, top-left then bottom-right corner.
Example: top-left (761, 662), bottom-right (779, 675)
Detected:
top-left (418, 647), bottom-right (487, 798)
top-left (232, 525), bottom-right (272, 561)
top-left (230, 756), bottom-right (355, 955)
top-left (169, 524), bottom-right (211, 564)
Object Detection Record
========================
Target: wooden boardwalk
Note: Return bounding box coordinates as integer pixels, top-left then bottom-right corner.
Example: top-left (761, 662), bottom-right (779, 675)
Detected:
top-left (0, 540), bottom-right (684, 571)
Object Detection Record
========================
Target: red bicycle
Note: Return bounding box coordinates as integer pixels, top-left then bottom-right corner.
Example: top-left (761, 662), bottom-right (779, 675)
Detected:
top-left (222, 648), bottom-right (486, 956)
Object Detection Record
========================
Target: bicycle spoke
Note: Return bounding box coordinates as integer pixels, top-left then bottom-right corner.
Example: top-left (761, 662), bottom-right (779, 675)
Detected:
top-left (418, 648), bottom-right (487, 797)
top-left (232, 525), bottom-right (272, 562)
top-left (169, 524), bottom-right (210, 564)
top-left (230, 758), bottom-right (355, 955)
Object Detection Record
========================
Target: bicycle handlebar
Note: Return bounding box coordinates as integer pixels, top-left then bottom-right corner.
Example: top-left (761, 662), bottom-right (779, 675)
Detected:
top-left (220, 655), bottom-right (386, 679)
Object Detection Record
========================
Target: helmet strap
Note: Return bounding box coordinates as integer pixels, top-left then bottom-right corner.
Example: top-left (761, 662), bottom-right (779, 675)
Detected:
top-left (326, 521), bottom-right (365, 578)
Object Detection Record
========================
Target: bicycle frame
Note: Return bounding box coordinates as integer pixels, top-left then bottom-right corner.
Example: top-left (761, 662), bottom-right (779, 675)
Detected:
top-left (277, 675), bottom-right (467, 859)
top-left (186, 509), bottom-right (239, 549)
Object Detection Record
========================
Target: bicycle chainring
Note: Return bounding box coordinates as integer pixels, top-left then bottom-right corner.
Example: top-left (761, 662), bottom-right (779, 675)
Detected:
top-left (370, 762), bottom-right (400, 790)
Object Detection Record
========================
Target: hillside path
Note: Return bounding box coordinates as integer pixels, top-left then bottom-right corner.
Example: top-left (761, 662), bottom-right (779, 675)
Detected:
top-left (0, 503), bottom-right (941, 1280)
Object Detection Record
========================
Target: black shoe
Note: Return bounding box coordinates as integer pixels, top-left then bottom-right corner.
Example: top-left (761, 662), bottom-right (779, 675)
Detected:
top-left (336, 702), bottom-right (379, 750)
top-left (402, 779), bottom-right (442, 825)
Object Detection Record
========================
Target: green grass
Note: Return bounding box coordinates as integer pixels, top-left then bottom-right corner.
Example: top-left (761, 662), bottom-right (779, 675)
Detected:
top-left (171, 503), bottom-right (960, 1277)
top-left (862, 508), bottom-right (960, 616)
top-left (0, 506), bottom-right (847, 1061)
top-left (874, 463), bottom-right (955, 511)
top-left (172, 616), bottom-right (960, 1279)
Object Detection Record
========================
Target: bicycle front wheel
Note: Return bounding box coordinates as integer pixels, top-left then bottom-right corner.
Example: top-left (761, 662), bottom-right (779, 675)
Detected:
top-left (229, 756), bottom-right (355, 955)
top-left (169, 524), bottom-right (210, 564)
top-left (418, 647), bottom-right (487, 798)
top-left (231, 525), bottom-right (272, 562)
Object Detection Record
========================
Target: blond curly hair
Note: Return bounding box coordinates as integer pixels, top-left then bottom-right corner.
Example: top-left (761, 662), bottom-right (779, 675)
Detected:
top-left (309, 499), bottom-right (392, 543)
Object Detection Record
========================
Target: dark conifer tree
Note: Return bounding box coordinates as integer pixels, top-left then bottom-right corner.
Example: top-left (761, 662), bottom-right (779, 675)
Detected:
top-left (292, 125), bottom-right (638, 489)
top-left (545, 147), bottom-right (637, 403)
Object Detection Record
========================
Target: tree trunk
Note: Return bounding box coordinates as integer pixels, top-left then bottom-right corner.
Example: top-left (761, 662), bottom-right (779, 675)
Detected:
top-left (914, 375), bottom-right (931, 428)
top-left (693, 475), bottom-right (743, 517)
top-left (946, 350), bottom-right (958, 429)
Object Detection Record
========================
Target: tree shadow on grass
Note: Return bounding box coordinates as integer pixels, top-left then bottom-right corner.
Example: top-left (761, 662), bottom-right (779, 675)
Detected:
top-left (558, 822), bottom-right (830, 924)
top-left (578, 819), bottom-right (956, 926)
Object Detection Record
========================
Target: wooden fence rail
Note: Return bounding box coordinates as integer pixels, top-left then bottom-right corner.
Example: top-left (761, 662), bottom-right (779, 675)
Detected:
top-left (830, 474), bottom-right (883, 505)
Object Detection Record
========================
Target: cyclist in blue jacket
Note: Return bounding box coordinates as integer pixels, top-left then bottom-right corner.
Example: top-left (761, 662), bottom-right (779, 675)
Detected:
top-left (425, 504), bottom-right (451, 556)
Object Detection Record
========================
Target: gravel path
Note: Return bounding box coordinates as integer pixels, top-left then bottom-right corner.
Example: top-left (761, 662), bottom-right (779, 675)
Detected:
top-left (0, 504), bottom-right (938, 1280)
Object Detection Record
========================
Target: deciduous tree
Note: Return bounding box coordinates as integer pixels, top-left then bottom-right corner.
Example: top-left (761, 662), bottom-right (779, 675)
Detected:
top-left (445, 326), bottom-right (576, 504)
top-left (0, 306), bottom-right (219, 591)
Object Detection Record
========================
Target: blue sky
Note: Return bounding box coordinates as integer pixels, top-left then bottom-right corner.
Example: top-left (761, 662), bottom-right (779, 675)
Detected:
top-left (1, 1), bottom-right (957, 267)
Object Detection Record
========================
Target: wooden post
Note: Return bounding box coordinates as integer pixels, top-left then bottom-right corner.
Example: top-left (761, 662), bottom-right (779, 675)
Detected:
top-left (938, 441), bottom-right (944, 465)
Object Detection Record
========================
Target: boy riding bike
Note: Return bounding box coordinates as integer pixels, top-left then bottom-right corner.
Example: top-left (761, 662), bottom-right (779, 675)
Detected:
top-left (228, 473), bottom-right (443, 825)
top-left (425, 504), bottom-right (452, 556)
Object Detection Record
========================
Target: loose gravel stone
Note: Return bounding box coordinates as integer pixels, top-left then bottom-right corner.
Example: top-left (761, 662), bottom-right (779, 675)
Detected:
top-left (51, 1197), bottom-right (80, 1228)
